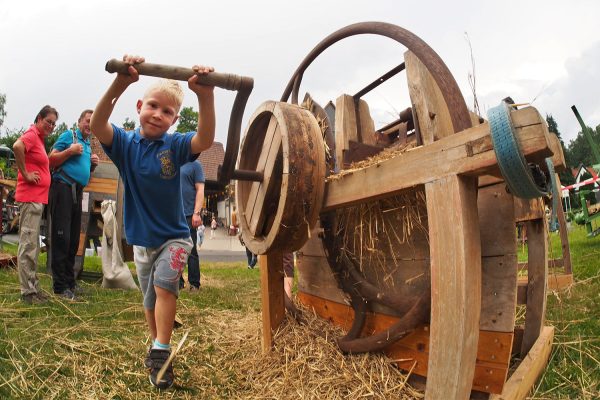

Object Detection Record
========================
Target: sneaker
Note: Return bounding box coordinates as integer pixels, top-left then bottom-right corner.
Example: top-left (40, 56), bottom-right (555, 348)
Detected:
top-left (144, 346), bottom-right (153, 368)
top-left (21, 293), bottom-right (45, 305)
top-left (189, 285), bottom-right (200, 293)
top-left (148, 348), bottom-right (174, 389)
top-left (57, 289), bottom-right (77, 301)
top-left (71, 285), bottom-right (86, 296)
top-left (36, 291), bottom-right (50, 301)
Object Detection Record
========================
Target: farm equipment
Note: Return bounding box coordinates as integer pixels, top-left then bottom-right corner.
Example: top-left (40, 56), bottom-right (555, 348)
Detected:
top-left (571, 105), bottom-right (600, 236)
top-left (104, 23), bottom-right (558, 399)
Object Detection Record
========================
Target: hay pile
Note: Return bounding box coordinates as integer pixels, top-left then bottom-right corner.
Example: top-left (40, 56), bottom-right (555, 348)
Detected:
top-left (208, 308), bottom-right (423, 400)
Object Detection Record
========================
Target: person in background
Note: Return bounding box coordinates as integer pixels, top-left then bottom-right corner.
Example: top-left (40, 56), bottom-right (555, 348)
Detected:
top-left (238, 233), bottom-right (257, 269)
top-left (48, 109), bottom-right (100, 300)
top-left (179, 157), bottom-right (205, 291)
top-left (13, 105), bottom-right (57, 304)
top-left (210, 216), bottom-right (217, 239)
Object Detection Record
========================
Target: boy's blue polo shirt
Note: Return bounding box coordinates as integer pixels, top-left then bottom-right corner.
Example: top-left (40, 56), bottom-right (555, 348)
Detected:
top-left (52, 129), bottom-right (92, 186)
top-left (102, 125), bottom-right (197, 248)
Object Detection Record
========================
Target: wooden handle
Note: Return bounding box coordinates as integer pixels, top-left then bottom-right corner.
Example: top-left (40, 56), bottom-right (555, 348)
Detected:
top-left (105, 59), bottom-right (247, 91)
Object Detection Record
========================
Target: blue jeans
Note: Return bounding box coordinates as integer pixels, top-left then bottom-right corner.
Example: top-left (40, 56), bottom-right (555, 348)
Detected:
top-left (246, 248), bottom-right (257, 268)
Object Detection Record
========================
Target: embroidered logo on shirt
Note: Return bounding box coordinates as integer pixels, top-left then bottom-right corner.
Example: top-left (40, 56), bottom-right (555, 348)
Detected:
top-left (157, 150), bottom-right (176, 179)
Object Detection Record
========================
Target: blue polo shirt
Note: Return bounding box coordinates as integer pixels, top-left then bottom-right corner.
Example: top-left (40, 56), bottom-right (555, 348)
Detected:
top-left (102, 125), bottom-right (198, 248)
top-left (52, 129), bottom-right (92, 186)
top-left (180, 161), bottom-right (205, 217)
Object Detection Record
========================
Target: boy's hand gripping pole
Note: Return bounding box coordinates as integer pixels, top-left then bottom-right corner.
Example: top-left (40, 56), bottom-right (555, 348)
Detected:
top-left (105, 58), bottom-right (254, 185)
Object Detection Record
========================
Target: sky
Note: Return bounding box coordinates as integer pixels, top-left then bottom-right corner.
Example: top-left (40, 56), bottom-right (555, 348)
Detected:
top-left (1, 0), bottom-right (599, 147)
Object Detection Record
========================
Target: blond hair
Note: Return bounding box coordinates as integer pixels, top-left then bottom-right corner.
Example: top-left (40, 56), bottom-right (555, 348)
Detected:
top-left (143, 79), bottom-right (184, 111)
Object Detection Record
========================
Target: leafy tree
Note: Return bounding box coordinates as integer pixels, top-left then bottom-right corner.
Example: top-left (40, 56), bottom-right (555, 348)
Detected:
top-left (0, 93), bottom-right (6, 129)
top-left (123, 117), bottom-right (136, 131)
top-left (566, 124), bottom-right (600, 168)
top-left (175, 106), bottom-right (198, 133)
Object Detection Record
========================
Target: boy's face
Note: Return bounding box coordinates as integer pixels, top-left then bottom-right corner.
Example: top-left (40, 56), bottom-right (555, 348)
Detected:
top-left (136, 90), bottom-right (179, 139)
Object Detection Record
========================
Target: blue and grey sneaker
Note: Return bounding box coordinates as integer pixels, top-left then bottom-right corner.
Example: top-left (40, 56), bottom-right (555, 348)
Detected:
top-left (148, 348), bottom-right (174, 389)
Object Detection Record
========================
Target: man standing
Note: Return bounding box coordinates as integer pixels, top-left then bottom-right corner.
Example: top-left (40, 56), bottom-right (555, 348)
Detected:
top-left (179, 157), bottom-right (205, 291)
top-left (48, 109), bottom-right (99, 300)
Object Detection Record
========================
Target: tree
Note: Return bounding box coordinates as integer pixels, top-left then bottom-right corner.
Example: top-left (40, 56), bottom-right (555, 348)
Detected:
top-left (566, 124), bottom-right (600, 168)
top-left (0, 93), bottom-right (6, 130)
top-left (175, 106), bottom-right (198, 133)
top-left (123, 117), bottom-right (136, 131)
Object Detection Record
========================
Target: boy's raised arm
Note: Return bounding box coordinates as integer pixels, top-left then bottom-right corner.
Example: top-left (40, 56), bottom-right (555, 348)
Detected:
top-left (188, 65), bottom-right (216, 154)
top-left (91, 55), bottom-right (144, 147)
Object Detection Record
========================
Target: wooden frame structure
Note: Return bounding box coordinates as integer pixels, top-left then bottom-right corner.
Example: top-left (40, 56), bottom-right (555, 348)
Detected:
top-left (255, 48), bottom-right (555, 399)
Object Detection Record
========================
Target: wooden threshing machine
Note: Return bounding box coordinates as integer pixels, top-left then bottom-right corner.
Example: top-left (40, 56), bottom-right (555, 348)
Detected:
top-left (107, 22), bottom-right (560, 399)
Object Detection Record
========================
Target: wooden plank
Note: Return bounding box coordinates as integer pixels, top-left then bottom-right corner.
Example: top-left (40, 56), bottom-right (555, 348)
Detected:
top-left (260, 252), bottom-right (284, 352)
top-left (405, 51), bottom-right (455, 144)
top-left (298, 292), bottom-right (513, 394)
top-left (84, 177), bottom-right (118, 195)
top-left (335, 94), bottom-right (358, 169)
top-left (481, 255), bottom-right (518, 332)
top-left (322, 108), bottom-right (552, 212)
top-left (547, 133), bottom-right (566, 172)
top-left (246, 115), bottom-right (280, 234)
top-left (547, 273), bottom-right (573, 291)
top-left (554, 174), bottom-right (572, 274)
top-left (490, 326), bottom-right (554, 400)
top-left (514, 197), bottom-right (545, 222)
top-left (358, 99), bottom-right (377, 146)
top-left (479, 183), bottom-right (517, 257)
top-left (0, 178), bottom-right (16, 188)
top-left (425, 174), bottom-right (481, 400)
top-left (521, 218), bottom-right (548, 357)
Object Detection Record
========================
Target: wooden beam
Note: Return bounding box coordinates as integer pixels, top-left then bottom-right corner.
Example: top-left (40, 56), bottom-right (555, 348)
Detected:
top-left (323, 107), bottom-right (552, 212)
top-left (405, 51), bottom-right (455, 144)
top-left (554, 174), bottom-right (572, 274)
top-left (259, 252), bottom-right (285, 352)
top-left (520, 218), bottom-right (548, 357)
top-left (490, 326), bottom-right (554, 400)
top-left (548, 133), bottom-right (566, 172)
top-left (425, 174), bottom-right (481, 400)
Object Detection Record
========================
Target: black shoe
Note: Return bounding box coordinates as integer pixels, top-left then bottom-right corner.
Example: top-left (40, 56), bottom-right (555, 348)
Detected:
top-left (144, 346), bottom-right (153, 368)
top-left (21, 293), bottom-right (45, 305)
top-left (57, 289), bottom-right (77, 301)
top-left (148, 348), bottom-right (174, 389)
top-left (71, 285), bottom-right (86, 296)
top-left (36, 291), bottom-right (50, 301)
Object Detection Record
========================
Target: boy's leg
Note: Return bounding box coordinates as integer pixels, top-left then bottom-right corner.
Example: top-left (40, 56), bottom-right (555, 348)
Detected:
top-left (151, 238), bottom-right (193, 343)
top-left (134, 245), bottom-right (157, 340)
top-left (154, 287), bottom-right (177, 344)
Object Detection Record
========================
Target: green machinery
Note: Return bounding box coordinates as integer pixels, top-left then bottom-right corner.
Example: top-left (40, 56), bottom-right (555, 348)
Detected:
top-left (572, 105), bottom-right (600, 236)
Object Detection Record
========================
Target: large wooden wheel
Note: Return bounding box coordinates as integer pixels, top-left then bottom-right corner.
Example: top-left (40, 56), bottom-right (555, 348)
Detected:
top-left (236, 101), bottom-right (326, 255)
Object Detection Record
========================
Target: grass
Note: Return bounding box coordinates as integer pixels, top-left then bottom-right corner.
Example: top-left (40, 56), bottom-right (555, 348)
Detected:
top-left (0, 225), bottom-right (599, 399)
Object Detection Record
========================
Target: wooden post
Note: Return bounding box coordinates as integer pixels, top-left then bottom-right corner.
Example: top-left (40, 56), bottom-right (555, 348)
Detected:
top-left (260, 252), bottom-right (285, 352)
top-left (554, 174), bottom-right (572, 275)
top-left (425, 174), bottom-right (482, 400)
top-left (521, 217), bottom-right (548, 357)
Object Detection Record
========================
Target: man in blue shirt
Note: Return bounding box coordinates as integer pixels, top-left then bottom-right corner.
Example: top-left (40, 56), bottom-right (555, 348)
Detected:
top-left (179, 158), bottom-right (205, 290)
top-left (48, 109), bottom-right (99, 300)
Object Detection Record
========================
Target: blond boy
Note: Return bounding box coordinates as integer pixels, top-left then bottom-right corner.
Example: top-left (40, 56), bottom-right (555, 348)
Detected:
top-left (90, 55), bottom-right (215, 389)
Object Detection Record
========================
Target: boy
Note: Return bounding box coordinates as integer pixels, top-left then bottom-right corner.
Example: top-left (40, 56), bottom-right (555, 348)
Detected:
top-left (90, 55), bottom-right (215, 389)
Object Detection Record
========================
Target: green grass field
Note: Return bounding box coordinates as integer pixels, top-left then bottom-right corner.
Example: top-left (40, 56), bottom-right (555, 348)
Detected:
top-left (0, 225), bottom-right (598, 399)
